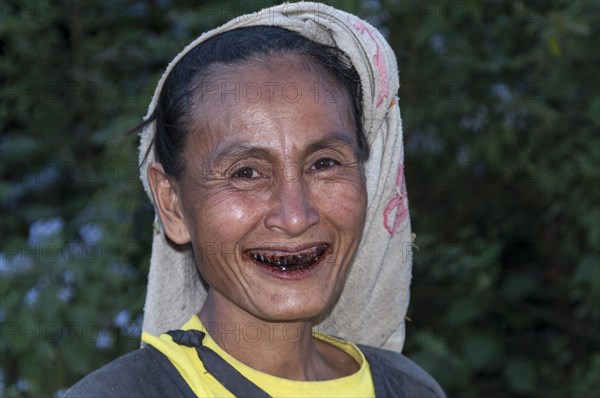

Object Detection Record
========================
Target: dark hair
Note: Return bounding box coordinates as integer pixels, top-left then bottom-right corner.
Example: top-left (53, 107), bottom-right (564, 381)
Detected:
top-left (147, 26), bottom-right (369, 179)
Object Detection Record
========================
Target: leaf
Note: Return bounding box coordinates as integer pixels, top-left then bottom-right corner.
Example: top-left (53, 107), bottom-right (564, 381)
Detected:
top-left (447, 298), bottom-right (487, 324)
top-left (463, 335), bottom-right (501, 370)
top-left (573, 255), bottom-right (600, 292)
top-left (503, 273), bottom-right (538, 301)
top-left (505, 358), bottom-right (537, 394)
top-left (588, 96), bottom-right (600, 127)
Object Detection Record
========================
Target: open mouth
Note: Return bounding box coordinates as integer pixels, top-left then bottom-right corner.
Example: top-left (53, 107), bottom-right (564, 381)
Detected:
top-left (247, 244), bottom-right (329, 272)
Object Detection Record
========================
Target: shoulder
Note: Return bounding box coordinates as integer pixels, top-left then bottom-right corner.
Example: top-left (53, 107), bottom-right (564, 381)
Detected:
top-left (359, 345), bottom-right (446, 398)
top-left (64, 347), bottom-right (194, 397)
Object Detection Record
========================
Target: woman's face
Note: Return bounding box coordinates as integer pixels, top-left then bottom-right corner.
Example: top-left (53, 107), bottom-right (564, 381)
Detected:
top-left (159, 57), bottom-right (367, 323)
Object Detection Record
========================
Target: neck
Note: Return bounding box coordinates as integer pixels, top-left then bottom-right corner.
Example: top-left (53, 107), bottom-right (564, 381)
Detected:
top-left (198, 291), bottom-right (356, 381)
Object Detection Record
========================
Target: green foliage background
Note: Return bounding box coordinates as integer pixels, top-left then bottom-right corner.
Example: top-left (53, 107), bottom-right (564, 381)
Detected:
top-left (1, 0), bottom-right (598, 397)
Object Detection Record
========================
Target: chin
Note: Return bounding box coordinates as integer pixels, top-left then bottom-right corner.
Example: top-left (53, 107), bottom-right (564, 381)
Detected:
top-left (249, 290), bottom-right (339, 324)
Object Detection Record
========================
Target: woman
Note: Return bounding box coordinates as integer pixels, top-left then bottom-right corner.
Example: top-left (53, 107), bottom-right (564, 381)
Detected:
top-left (66, 3), bottom-right (445, 397)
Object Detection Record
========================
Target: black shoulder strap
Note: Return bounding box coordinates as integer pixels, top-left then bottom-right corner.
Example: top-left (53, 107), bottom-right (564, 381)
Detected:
top-left (167, 329), bottom-right (271, 398)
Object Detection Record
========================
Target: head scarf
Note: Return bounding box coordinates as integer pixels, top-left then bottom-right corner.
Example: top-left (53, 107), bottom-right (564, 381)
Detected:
top-left (138, 2), bottom-right (412, 352)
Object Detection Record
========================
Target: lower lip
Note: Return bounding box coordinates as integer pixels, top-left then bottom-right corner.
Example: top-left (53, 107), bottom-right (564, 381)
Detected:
top-left (246, 250), bottom-right (330, 280)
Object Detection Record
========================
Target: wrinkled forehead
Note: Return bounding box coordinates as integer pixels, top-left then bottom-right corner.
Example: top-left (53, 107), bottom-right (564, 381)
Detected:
top-left (185, 52), bottom-right (353, 107)
top-left (181, 57), bottom-right (358, 157)
top-left (183, 54), bottom-right (356, 135)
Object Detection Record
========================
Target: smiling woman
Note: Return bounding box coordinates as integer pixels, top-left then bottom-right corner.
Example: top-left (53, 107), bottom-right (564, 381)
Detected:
top-left (65, 3), bottom-right (445, 397)
top-left (151, 51), bottom-right (369, 336)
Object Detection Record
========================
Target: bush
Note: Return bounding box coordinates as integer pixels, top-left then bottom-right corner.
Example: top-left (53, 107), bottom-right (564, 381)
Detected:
top-left (1, 1), bottom-right (598, 396)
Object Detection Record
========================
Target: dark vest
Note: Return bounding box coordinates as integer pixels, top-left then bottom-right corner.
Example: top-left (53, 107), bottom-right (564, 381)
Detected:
top-left (65, 336), bottom-right (446, 398)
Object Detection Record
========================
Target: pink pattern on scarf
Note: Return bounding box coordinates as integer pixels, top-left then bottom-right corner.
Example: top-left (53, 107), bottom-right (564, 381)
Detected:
top-left (384, 164), bottom-right (409, 236)
top-left (352, 19), bottom-right (388, 107)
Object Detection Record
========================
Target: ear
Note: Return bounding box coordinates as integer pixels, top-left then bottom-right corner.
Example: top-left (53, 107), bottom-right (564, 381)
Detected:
top-left (147, 162), bottom-right (191, 245)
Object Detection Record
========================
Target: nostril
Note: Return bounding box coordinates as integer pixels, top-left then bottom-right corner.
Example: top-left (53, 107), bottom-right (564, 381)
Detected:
top-left (264, 180), bottom-right (320, 235)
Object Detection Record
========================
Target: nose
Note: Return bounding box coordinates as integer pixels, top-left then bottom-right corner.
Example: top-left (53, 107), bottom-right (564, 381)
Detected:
top-left (264, 175), bottom-right (320, 236)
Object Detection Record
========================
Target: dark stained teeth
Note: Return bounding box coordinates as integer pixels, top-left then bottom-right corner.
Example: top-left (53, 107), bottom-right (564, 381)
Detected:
top-left (249, 244), bottom-right (329, 271)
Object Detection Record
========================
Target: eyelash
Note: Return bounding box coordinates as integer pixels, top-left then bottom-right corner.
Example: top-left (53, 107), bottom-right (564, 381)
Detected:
top-left (230, 158), bottom-right (341, 180)
top-left (231, 167), bottom-right (261, 179)
top-left (310, 158), bottom-right (340, 171)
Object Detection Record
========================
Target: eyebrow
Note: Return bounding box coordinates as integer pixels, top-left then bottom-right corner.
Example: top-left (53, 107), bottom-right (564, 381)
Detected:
top-left (207, 131), bottom-right (357, 165)
top-left (302, 133), bottom-right (357, 158)
top-left (208, 144), bottom-right (274, 165)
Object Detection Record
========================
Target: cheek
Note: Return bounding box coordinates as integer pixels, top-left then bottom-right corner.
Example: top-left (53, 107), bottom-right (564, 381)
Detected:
top-left (185, 188), bottom-right (266, 243)
top-left (182, 189), bottom-right (266, 282)
top-left (314, 177), bottom-right (367, 229)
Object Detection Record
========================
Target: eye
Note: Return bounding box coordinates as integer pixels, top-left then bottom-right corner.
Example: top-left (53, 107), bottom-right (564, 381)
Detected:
top-left (311, 158), bottom-right (339, 170)
top-left (231, 167), bottom-right (260, 179)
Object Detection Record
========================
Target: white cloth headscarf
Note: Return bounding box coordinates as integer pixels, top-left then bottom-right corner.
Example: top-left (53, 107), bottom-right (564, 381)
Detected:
top-left (138, 2), bottom-right (412, 352)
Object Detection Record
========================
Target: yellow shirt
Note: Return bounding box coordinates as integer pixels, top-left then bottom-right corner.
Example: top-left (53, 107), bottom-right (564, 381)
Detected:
top-left (142, 316), bottom-right (375, 397)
